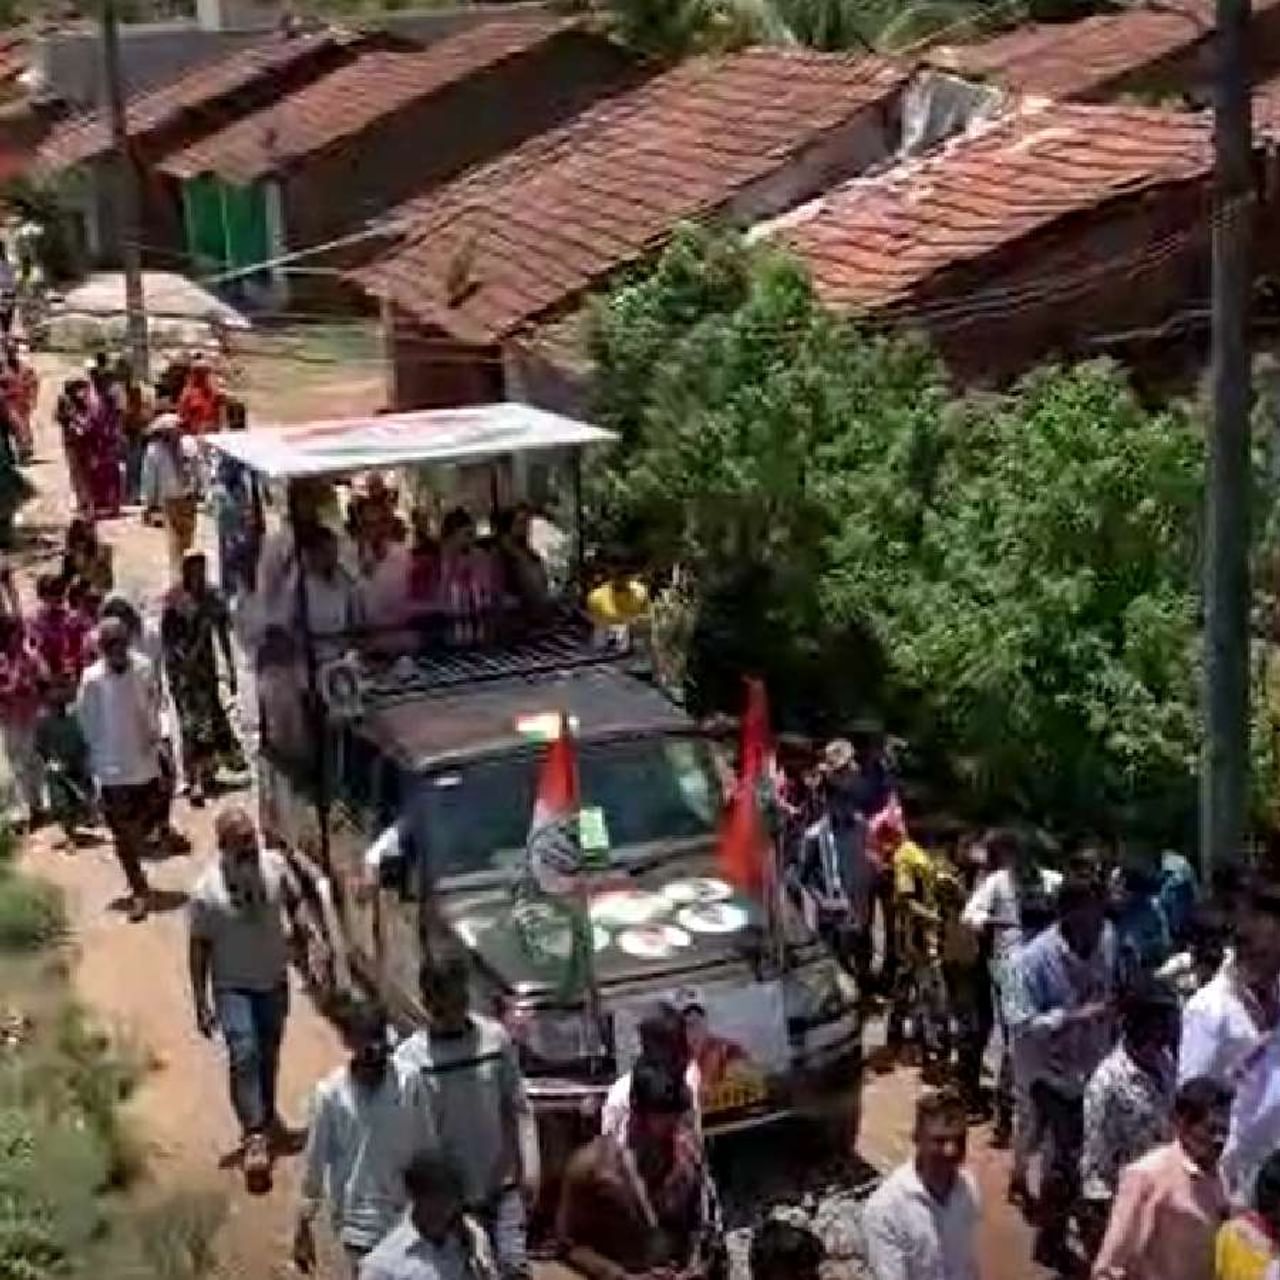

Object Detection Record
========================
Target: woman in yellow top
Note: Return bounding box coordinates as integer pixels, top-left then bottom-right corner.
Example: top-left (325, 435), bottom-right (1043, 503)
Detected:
top-left (877, 813), bottom-right (951, 1068)
top-left (1217, 1151), bottom-right (1280, 1280)
top-left (586, 569), bottom-right (649, 627)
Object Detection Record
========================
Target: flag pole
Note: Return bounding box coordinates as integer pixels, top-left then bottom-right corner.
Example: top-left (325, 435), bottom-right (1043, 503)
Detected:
top-left (563, 711), bottom-right (605, 1066)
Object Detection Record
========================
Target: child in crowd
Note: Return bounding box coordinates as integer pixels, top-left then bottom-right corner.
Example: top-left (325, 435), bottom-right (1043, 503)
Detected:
top-left (35, 677), bottom-right (94, 848)
top-left (749, 1219), bottom-right (825, 1280)
top-left (29, 572), bottom-right (91, 683)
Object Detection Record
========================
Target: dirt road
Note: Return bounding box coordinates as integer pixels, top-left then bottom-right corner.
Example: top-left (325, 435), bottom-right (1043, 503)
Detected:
top-left (17, 348), bottom-right (379, 1279)
top-left (14, 343), bottom-right (1045, 1280)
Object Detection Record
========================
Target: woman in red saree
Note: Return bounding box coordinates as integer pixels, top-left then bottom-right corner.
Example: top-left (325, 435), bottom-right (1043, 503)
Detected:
top-left (0, 343), bottom-right (34, 462)
top-left (177, 360), bottom-right (222, 436)
top-left (84, 363), bottom-right (123, 517)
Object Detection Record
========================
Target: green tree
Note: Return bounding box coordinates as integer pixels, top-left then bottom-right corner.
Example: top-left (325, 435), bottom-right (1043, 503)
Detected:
top-left (850, 363), bottom-right (1206, 830)
top-left (588, 227), bottom-right (1266, 843)
top-left (589, 224), bottom-right (948, 725)
top-left (594, 0), bottom-right (1107, 58)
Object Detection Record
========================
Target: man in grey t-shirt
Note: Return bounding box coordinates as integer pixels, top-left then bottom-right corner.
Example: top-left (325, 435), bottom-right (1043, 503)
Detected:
top-left (188, 804), bottom-right (301, 1192)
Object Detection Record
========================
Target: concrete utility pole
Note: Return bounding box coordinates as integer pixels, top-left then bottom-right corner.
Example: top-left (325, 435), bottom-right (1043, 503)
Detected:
top-left (99, 0), bottom-right (149, 379)
top-left (1202, 0), bottom-right (1254, 878)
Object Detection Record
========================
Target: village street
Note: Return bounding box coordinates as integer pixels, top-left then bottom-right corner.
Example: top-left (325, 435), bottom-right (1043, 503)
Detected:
top-left (11, 346), bottom-right (1041, 1280)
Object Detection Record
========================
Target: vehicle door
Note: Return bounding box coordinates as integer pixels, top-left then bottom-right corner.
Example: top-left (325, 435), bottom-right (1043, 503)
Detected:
top-left (372, 759), bottom-right (428, 1011)
top-left (329, 724), bottom-right (381, 967)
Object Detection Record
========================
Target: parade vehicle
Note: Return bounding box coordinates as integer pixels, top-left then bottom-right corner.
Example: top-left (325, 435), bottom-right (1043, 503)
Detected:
top-left (207, 404), bottom-right (861, 1160)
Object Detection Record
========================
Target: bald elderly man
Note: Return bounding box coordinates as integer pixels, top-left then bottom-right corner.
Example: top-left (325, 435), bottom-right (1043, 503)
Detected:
top-left (189, 804), bottom-right (302, 1192)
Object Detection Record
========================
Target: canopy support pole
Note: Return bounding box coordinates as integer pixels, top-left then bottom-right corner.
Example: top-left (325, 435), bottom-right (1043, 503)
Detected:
top-left (572, 450), bottom-right (585, 592)
top-left (289, 484), bottom-right (331, 871)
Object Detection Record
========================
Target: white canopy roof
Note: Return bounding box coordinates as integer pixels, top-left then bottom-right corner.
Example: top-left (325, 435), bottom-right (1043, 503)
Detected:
top-left (204, 402), bottom-right (616, 480)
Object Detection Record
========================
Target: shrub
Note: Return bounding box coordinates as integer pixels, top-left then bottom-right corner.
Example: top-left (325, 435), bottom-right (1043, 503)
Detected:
top-left (0, 1105), bottom-right (108, 1280)
top-left (0, 877), bottom-right (66, 952)
top-left (130, 1190), bottom-right (228, 1280)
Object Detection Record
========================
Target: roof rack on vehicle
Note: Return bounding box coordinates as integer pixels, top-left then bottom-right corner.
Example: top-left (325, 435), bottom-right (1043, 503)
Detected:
top-left (357, 609), bottom-right (629, 700)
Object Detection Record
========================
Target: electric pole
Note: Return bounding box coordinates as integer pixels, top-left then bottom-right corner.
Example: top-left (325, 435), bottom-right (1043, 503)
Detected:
top-left (1202, 0), bottom-right (1254, 878)
top-left (99, 0), bottom-right (148, 379)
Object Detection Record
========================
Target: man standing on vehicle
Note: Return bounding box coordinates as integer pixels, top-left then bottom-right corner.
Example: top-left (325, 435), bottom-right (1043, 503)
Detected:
top-left (189, 804), bottom-right (302, 1194)
top-left (395, 943), bottom-right (539, 1280)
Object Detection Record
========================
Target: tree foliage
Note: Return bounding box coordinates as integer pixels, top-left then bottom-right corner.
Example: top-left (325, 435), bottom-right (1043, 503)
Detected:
top-left (595, 0), bottom-right (1122, 58)
top-left (588, 226), bottom-right (1255, 841)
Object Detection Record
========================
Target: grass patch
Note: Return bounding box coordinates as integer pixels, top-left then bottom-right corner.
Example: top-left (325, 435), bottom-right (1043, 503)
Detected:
top-left (0, 819), bottom-right (67, 953)
top-left (0, 1104), bottom-right (110, 1279)
top-left (0, 822), bottom-right (222, 1277)
top-left (126, 1190), bottom-right (229, 1280)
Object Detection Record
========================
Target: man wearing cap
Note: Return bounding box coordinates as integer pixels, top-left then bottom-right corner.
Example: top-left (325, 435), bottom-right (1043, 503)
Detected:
top-left (141, 412), bottom-right (199, 579)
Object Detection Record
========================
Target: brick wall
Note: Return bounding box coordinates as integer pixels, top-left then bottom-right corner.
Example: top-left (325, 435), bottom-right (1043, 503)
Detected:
top-left (386, 305), bottom-right (501, 411)
top-left (894, 177), bottom-right (1224, 383)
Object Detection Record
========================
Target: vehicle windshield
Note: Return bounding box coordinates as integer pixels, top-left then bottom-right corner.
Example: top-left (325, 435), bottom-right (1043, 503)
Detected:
top-left (411, 734), bottom-right (722, 881)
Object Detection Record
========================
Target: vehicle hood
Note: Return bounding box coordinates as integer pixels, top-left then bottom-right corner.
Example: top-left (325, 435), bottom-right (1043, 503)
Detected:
top-left (443, 849), bottom-right (766, 997)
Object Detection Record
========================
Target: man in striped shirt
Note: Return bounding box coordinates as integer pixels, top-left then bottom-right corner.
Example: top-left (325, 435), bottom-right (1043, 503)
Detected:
top-left (394, 946), bottom-right (539, 1280)
top-left (294, 999), bottom-right (436, 1275)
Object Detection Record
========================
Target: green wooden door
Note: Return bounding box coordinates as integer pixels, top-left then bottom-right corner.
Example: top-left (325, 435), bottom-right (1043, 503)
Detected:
top-left (181, 174), bottom-right (227, 275)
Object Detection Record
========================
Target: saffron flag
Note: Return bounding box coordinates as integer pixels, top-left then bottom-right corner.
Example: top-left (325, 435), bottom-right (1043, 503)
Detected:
top-left (527, 715), bottom-right (583, 896)
top-left (717, 678), bottom-right (774, 896)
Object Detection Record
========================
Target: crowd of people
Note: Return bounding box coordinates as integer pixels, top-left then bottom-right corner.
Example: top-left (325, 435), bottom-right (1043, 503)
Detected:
top-left (773, 733), bottom-right (1280, 1280)
top-left (168, 779), bottom-right (1280, 1280)
top-left (0, 347), bottom-right (254, 920)
top-left (8, 342), bottom-right (1280, 1280)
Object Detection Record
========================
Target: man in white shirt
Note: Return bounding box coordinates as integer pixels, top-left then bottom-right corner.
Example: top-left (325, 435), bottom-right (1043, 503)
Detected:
top-left (77, 617), bottom-right (168, 922)
top-left (274, 525), bottom-right (362, 662)
top-left (863, 1087), bottom-right (980, 1280)
top-left (360, 1150), bottom-right (495, 1280)
top-left (600, 1002), bottom-right (702, 1142)
top-left (961, 828), bottom-right (1062, 1157)
top-left (294, 999), bottom-right (437, 1276)
top-left (140, 413), bottom-right (199, 579)
top-left (1179, 881), bottom-right (1280, 1205)
top-left (356, 521), bottom-right (412, 652)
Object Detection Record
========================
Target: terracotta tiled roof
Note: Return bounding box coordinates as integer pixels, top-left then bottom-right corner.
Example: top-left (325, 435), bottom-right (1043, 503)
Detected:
top-left (36, 28), bottom-right (353, 173)
top-left (778, 101), bottom-right (1213, 316)
top-left (159, 16), bottom-right (583, 184)
top-left (354, 48), bottom-right (907, 344)
top-left (924, 0), bottom-right (1218, 101)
